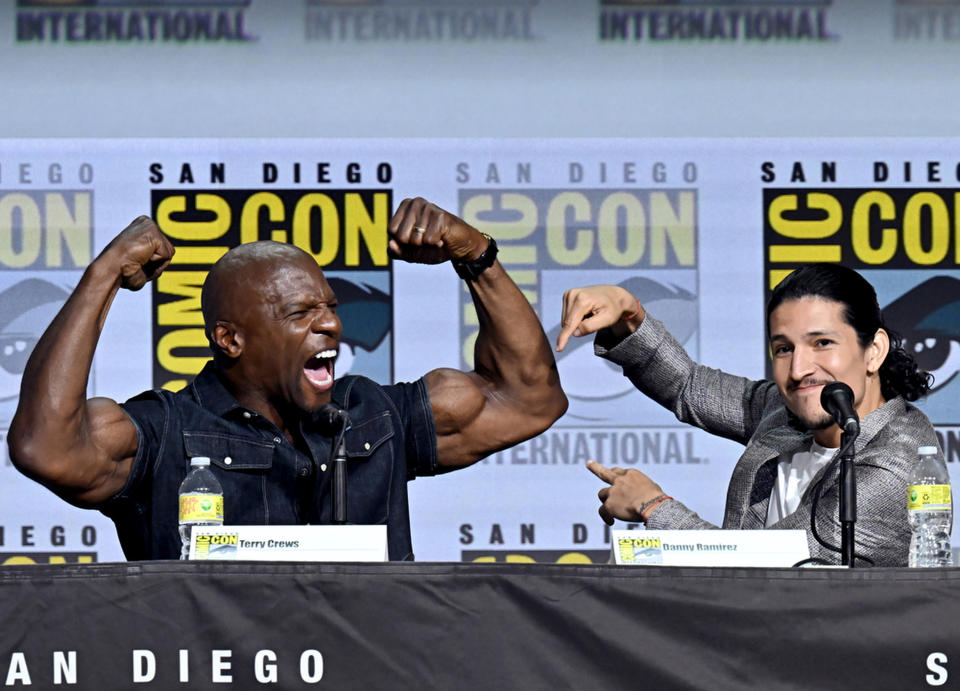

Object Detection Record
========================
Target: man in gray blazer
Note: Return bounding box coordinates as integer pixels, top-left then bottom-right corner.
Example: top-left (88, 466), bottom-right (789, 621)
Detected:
top-left (556, 264), bottom-right (939, 566)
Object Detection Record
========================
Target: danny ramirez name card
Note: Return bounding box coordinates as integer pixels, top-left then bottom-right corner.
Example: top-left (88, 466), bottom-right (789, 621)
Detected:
top-left (611, 530), bottom-right (809, 567)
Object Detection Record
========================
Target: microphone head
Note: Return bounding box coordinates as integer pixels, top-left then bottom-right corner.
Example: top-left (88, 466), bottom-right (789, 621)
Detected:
top-left (315, 403), bottom-right (351, 434)
top-left (819, 382), bottom-right (859, 433)
top-left (820, 381), bottom-right (853, 406)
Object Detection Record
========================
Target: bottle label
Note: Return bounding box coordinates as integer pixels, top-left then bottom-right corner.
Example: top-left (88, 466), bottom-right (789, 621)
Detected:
top-left (907, 484), bottom-right (952, 512)
top-left (179, 494), bottom-right (224, 523)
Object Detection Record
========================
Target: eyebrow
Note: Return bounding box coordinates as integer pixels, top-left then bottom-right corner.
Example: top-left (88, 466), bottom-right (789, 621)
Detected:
top-left (769, 328), bottom-right (838, 342)
top-left (279, 295), bottom-right (338, 312)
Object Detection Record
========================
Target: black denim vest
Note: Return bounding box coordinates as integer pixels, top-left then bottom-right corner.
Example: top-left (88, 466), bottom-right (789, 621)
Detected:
top-left (102, 363), bottom-right (438, 561)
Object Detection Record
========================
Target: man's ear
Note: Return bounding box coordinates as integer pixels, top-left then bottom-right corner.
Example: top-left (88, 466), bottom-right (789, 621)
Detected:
top-left (211, 321), bottom-right (243, 359)
top-left (866, 328), bottom-right (890, 374)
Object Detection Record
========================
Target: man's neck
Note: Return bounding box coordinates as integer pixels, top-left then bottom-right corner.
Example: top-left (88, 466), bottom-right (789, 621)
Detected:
top-left (812, 426), bottom-right (841, 449)
top-left (216, 365), bottom-right (300, 440)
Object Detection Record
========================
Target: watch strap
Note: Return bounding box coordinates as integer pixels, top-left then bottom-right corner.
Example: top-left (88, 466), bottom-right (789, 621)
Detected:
top-left (453, 235), bottom-right (498, 281)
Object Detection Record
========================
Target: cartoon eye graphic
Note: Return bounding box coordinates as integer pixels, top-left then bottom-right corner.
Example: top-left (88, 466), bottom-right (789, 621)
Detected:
top-left (326, 278), bottom-right (391, 377)
top-left (883, 276), bottom-right (960, 394)
top-left (903, 332), bottom-right (960, 391)
top-left (0, 279), bottom-right (71, 404)
top-left (0, 334), bottom-right (38, 375)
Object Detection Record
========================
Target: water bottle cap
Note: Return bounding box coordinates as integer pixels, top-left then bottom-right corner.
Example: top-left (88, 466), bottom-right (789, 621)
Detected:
top-left (918, 446), bottom-right (939, 456)
top-left (190, 456), bottom-right (212, 466)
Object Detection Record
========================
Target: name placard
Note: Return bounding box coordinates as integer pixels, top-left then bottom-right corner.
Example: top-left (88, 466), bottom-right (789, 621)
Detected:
top-left (188, 525), bottom-right (388, 562)
top-left (611, 529), bottom-right (810, 567)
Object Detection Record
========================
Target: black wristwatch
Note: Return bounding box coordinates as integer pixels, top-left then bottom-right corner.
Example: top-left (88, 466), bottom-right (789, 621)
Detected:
top-left (453, 234), bottom-right (498, 281)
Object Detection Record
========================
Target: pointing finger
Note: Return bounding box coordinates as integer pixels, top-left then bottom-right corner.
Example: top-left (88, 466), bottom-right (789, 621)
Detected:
top-left (586, 460), bottom-right (616, 484)
top-left (557, 299), bottom-right (596, 352)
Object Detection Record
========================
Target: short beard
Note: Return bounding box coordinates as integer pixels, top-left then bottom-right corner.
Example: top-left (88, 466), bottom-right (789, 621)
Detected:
top-left (794, 409), bottom-right (835, 432)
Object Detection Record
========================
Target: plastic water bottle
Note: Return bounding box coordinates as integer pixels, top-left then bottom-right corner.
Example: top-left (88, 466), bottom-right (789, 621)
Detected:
top-left (178, 457), bottom-right (224, 560)
top-left (907, 445), bottom-right (953, 568)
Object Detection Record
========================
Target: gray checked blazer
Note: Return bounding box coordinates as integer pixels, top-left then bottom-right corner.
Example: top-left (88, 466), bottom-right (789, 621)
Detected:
top-left (595, 314), bottom-right (942, 567)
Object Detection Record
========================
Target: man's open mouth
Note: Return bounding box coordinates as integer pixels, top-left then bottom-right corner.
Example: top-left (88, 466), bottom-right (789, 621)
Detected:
top-left (304, 349), bottom-right (337, 390)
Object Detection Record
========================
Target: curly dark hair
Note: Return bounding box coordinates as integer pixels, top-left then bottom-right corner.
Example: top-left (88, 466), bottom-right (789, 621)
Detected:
top-left (766, 264), bottom-right (932, 402)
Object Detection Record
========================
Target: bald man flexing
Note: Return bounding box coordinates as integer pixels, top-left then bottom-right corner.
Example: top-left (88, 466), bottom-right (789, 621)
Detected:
top-left (9, 198), bottom-right (567, 560)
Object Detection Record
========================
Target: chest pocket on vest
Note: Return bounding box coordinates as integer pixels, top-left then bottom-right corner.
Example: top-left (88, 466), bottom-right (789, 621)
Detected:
top-left (339, 412), bottom-right (396, 525)
top-left (183, 431), bottom-right (278, 525)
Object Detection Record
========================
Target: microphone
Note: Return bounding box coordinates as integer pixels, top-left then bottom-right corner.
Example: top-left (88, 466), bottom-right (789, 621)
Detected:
top-left (315, 403), bottom-right (351, 524)
top-left (820, 382), bottom-right (859, 435)
top-left (316, 403), bottom-right (351, 435)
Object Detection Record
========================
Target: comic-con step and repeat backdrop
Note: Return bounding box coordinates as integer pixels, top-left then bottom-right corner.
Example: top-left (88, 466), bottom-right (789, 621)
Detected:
top-left (4, 1), bottom-right (960, 142)
top-left (0, 139), bottom-right (957, 564)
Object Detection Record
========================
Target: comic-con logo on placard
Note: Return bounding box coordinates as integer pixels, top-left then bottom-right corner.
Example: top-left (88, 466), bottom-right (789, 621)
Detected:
top-left (599, 0), bottom-right (836, 42)
top-left (894, 0), bottom-right (960, 41)
top-left (0, 189), bottom-right (92, 430)
top-left (304, 0), bottom-right (538, 42)
top-left (762, 184), bottom-right (960, 455)
top-left (458, 188), bottom-right (699, 428)
top-left (16, 0), bottom-right (255, 43)
top-left (149, 188), bottom-right (393, 392)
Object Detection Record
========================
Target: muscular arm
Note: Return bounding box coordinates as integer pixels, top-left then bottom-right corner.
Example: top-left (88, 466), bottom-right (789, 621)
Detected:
top-left (389, 198), bottom-right (567, 469)
top-left (7, 217), bottom-right (174, 506)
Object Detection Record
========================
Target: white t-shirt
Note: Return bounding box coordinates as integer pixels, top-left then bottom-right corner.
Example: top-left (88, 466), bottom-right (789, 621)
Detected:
top-left (765, 440), bottom-right (838, 527)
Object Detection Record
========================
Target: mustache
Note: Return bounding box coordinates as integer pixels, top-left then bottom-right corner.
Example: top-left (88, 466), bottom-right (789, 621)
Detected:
top-left (788, 378), bottom-right (832, 392)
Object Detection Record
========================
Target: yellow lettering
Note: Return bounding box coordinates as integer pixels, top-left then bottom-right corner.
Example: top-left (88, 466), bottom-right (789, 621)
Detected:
top-left (241, 192), bottom-right (287, 244)
top-left (546, 192), bottom-right (592, 265)
top-left (597, 192), bottom-right (645, 267)
top-left (157, 328), bottom-right (210, 376)
top-left (45, 192), bottom-right (91, 267)
top-left (768, 192), bottom-right (843, 238)
top-left (768, 269), bottom-right (794, 290)
top-left (170, 246), bottom-right (229, 265)
top-left (158, 194), bottom-right (232, 241)
top-left (650, 191), bottom-right (696, 266)
top-left (0, 193), bottom-right (42, 268)
top-left (956, 193), bottom-right (960, 264)
top-left (461, 328), bottom-right (478, 370)
top-left (157, 271), bottom-right (207, 326)
top-left (768, 245), bottom-right (842, 263)
top-left (903, 192), bottom-right (949, 265)
top-left (851, 191), bottom-right (897, 264)
top-left (344, 193), bottom-right (388, 267)
top-left (462, 193), bottom-right (538, 264)
top-left (292, 194), bottom-right (339, 266)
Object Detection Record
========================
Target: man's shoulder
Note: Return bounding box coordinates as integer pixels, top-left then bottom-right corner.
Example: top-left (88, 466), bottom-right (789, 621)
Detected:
top-left (120, 371), bottom-right (221, 426)
top-left (334, 374), bottom-right (424, 413)
top-left (123, 381), bottom-right (200, 408)
top-left (870, 396), bottom-right (934, 435)
top-left (860, 397), bottom-right (939, 468)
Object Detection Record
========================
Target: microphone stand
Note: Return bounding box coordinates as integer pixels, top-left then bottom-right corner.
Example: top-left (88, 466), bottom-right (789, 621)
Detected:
top-left (331, 419), bottom-right (349, 525)
top-left (838, 430), bottom-right (859, 567)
